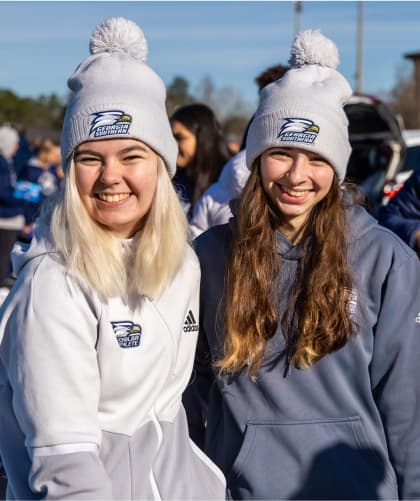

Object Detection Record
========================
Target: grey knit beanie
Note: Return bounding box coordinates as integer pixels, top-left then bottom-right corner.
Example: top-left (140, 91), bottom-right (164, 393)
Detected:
top-left (246, 29), bottom-right (353, 183)
top-left (61, 17), bottom-right (177, 177)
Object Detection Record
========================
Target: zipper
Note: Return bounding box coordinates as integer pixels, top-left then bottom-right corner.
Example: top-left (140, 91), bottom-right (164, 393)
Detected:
top-left (149, 408), bottom-right (163, 501)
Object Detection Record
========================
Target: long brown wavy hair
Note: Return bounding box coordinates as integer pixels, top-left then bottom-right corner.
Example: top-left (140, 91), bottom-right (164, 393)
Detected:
top-left (217, 161), bottom-right (359, 375)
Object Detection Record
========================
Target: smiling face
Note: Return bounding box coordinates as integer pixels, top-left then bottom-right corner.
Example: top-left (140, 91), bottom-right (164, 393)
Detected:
top-left (260, 147), bottom-right (335, 240)
top-left (74, 138), bottom-right (159, 238)
top-left (171, 121), bottom-right (197, 169)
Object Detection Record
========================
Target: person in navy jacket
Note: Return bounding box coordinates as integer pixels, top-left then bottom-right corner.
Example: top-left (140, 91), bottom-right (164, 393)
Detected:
top-left (0, 125), bottom-right (30, 286)
top-left (378, 169), bottom-right (420, 254)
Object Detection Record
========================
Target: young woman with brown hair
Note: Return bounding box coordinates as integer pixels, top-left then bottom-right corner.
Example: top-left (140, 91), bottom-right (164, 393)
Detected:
top-left (184, 30), bottom-right (420, 500)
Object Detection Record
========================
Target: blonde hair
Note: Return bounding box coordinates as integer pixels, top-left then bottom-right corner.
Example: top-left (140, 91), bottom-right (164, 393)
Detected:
top-left (46, 157), bottom-right (188, 301)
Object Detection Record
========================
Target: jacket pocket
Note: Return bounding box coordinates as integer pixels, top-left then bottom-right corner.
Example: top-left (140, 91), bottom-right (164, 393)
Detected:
top-left (228, 416), bottom-right (398, 500)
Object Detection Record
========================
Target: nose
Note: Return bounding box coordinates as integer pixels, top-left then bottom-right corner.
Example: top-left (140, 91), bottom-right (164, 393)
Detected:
top-left (287, 154), bottom-right (307, 184)
top-left (99, 158), bottom-right (122, 185)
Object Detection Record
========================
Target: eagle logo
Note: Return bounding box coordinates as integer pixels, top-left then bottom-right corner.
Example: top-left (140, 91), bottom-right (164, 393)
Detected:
top-left (278, 118), bottom-right (320, 144)
top-left (89, 110), bottom-right (132, 138)
top-left (111, 320), bottom-right (142, 348)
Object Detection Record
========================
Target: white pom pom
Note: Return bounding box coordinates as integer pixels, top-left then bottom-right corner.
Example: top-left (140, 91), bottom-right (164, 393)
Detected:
top-left (90, 17), bottom-right (148, 62)
top-left (289, 29), bottom-right (339, 69)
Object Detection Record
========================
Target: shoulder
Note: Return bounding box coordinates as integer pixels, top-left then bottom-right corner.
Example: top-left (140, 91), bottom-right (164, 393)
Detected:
top-left (5, 251), bottom-right (99, 318)
top-left (194, 223), bottom-right (232, 257)
top-left (193, 223), bottom-right (232, 278)
top-left (369, 223), bottom-right (418, 264)
top-left (168, 244), bottom-right (201, 292)
top-left (183, 244), bottom-right (201, 275)
top-left (349, 207), bottom-right (419, 272)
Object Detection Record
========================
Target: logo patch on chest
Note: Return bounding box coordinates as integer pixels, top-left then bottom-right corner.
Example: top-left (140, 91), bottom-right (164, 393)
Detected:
top-left (183, 309), bottom-right (199, 333)
top-left (111, 321), bottom-right (142, 348)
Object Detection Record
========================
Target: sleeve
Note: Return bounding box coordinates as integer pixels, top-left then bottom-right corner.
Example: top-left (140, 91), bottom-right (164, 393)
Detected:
top-left (1, 264), bottom-right (113, 499)
top-left (189, 193), bottom-right (213, 240)
top-left (182, 323), bottom-right (215, 449)
top-left (182, 237), bottom-right (219, 450)
top-left (369, 251), bottom-right (420, 499)
top-left (378, 171), bottom-right (420, 248)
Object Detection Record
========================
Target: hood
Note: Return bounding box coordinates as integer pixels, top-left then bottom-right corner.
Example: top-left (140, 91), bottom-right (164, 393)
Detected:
top-left (12, 220), bottom-right (57, 275)
top-left (345, 202), bottom-right (378, 242)
top-left (218, 150), bottom-right (249, 199)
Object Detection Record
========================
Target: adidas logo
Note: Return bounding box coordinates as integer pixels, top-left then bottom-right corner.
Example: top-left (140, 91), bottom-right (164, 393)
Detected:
top-left (183, 309), bottom-right (199, 333)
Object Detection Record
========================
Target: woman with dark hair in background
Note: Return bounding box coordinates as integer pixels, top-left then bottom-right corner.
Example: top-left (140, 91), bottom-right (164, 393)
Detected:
top-left (170, 103), bottom-right (231, 217)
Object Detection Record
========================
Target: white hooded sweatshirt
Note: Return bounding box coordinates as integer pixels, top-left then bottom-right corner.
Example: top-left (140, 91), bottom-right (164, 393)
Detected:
top-left (0, 223), bottom-right (225, 500)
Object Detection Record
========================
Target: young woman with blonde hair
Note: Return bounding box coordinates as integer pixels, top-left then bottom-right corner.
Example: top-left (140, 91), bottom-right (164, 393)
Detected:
top-left (184, 30), bottom-right (420, 500)
top-left (0, 17), bottom-right (225, 500)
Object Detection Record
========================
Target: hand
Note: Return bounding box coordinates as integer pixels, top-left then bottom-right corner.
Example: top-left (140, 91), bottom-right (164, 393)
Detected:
top-left (21, 224), bottom-right (33, 237)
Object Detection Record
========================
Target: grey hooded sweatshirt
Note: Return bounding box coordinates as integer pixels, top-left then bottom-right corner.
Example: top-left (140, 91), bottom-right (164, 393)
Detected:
top-left (183, 205), bottom-right (420, 500)
top-left (0, 223), bottom-right (226, 500)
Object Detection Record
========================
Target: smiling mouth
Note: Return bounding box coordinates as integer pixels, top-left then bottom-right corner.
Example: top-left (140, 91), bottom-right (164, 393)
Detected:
top-left (96, 193), bottom-right (130, 203)
top-left (279, 186), bottom-right (310, 198)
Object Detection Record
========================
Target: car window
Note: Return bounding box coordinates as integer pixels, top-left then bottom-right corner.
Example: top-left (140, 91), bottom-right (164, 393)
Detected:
top-left (346, 142), bottom-right (392, 183)
top-left (400, 146), bottom-right (420, 172)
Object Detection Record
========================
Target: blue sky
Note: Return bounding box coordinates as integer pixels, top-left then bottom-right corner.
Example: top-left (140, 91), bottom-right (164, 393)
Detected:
top-left (1, 1), bottom-right (420, 112)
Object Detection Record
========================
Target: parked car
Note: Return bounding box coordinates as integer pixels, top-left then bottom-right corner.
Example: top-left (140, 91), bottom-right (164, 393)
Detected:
top-left (344, 93), bottom-right (406, 214)
top-left (381, 129), bottom-right (420, 204)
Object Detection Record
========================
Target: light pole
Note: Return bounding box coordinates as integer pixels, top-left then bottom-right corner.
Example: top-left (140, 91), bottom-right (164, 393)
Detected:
top-left (356, 1), bottom-right (364, 93)
top-left (294, 1), bottom-right (302, 38)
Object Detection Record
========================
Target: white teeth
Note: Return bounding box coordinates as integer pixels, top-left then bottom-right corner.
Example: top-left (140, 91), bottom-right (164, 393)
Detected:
top-left (281, 187), bottom-right (308, 198)
top-left (98, 193), bottom-right (130, 203)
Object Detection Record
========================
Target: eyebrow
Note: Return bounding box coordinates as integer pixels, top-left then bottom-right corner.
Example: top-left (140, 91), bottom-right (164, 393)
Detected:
top-left (119, 145), bottom-right (150, 154)
top-left (74, 144), bottom-right (150, 160)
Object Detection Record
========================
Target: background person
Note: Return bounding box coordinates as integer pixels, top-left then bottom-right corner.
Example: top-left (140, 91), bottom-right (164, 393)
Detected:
top-left (0, 17), bottom-right (225, 500)
top-left (378, 169), bottom-right (420, 255)
top-left (16, 137), bottom-right (62, 240)
top-left (0, 125), bottom-right (26, 290)
top-left (170, 103), bottom-right (231, 217)
top-left (184, 30), bottom-right (420, 500)
top-left (188, 64), bottom-right (289, 239)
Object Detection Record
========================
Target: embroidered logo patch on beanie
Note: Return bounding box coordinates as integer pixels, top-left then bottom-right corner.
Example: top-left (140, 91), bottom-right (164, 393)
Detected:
top-left (278, 118), bottom-right (320, 144)
top-left (89, 110), bottom-right (132, 138)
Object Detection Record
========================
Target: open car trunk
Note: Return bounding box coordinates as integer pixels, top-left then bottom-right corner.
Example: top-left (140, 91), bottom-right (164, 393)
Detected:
top-left (344, 94), bottom-right (405, 212)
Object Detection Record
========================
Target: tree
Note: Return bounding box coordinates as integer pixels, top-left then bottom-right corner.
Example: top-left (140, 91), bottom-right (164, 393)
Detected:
top-left (194, 75), bottom-right (252, 121)
top-left (0, 88), bottom-right (66, 139)
top-left (387, 62), bottom-right (416, 129)
top-left (166, 76), bottom-right (194, 115)
top-left (221, 114), bottom-right (249, 149)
